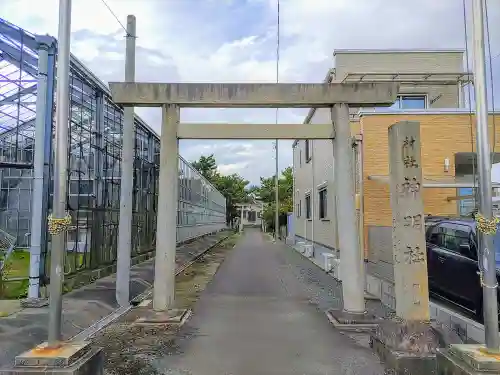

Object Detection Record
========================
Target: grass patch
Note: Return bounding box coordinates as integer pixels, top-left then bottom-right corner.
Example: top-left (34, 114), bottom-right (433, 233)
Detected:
top-left (3, 250), bottom-right (30, 278)
top-left (1, 250), bottom-right (85, 279)
top-left (0, 250), bottom-right (85, 299)
top-left (217, 232), bottom-right (240, 249)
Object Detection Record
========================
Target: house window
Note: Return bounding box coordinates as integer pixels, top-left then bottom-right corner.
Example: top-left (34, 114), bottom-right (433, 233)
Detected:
top-left (305, 140), bottom-right (311, 162)
top-left (305, 194), bottom-right (311, 219)
top-left (296, 191), bottom-right (301, 217)
top-left (296, 199), bottom-right (301, 217)
top-left (318, 188), bottom-right (327, 219)
top-left (299, 149), bottom-right (302, 167)
top-left (457, 187), bottom-right (476, 216)
top-left (390, 95), bottom-right (427, 110)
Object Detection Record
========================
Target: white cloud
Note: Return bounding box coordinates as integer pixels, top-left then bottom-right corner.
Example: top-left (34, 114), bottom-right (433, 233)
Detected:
top-left (218, 162), bottom-right (250, 175)
top-left (1, 0), bottom-right (500, 185)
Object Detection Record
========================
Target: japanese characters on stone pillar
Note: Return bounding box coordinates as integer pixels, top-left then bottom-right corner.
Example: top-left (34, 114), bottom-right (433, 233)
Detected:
top-left (388, 121), bottom-right (430, 321)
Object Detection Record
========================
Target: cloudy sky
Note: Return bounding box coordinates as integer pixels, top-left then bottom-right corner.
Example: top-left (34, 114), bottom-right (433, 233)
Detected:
top-left (1, 0), bottom-right (500, 184)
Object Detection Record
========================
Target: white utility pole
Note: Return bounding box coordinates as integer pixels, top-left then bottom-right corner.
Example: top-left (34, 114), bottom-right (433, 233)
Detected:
top-left (116, 15), bottom-right (136, 307)
top-left (274, 0), bottom-right (280, 242)
top-left (239, 204), bottom-right (244, 232)
top-left (471, 0), bottom-right (500, 351)
top-left (47, 0), bottom-right (72, 346)
top-left (29, 40), bottom-right (51, 300)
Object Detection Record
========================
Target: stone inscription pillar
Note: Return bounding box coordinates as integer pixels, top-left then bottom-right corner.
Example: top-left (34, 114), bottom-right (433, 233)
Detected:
top-left (388, 121), bottom-right (430, 321)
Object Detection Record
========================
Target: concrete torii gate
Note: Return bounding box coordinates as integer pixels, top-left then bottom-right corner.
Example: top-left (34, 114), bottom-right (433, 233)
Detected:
top-left (109, 81), bottom-right (399, 317)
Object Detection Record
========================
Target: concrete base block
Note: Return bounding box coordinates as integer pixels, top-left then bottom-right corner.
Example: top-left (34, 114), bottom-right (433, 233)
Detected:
top-left (326, 308), bottom-right (380, 332)
top-left (371, 320), bottom-right (441, 375)
top-left (371, 336), bottom-right (436, 375)
top-left (134, 308), bottom-right (191, 325)
top-left (20, 298), bottom-right (49, 309)
top-left (437, 344), bottom-right (500, 375)
top-left (0, 341), bottom-right (103, 375)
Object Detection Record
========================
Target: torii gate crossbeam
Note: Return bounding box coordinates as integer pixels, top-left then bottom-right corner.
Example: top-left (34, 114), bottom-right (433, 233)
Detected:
top-left (177, 123), bottom-right (334, 139)
top-left (109, 81), bottom-right (399, 317)
top-left (109, 82), bottom-right (397, 107)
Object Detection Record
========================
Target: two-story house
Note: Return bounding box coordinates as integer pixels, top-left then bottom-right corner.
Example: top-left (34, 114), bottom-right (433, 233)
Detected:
top-left (291, 49), bottom-right (500, 307)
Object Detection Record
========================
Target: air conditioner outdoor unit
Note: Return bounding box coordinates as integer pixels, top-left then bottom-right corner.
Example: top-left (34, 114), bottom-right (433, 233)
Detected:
top-left (296, 242), bottom-right (305, 253)
top-left (323, 253), bottom-right (335, 272)
top-left (304, 244), bottom-right (314, 258)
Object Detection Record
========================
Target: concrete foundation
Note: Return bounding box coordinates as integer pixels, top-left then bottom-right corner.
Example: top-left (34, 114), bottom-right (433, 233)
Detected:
top-left (326, 309), bottom-right (379, 332)
top-left (0, 341), bottom-right (103, 375)
top-left (371, 320), bottom-right (441, 375)
top-left (437, 344), bottom-right (500, 375)
top-left (134, 308), bottom-right (191, 325)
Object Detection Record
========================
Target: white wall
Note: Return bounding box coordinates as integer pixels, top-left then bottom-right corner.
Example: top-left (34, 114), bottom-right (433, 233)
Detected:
top-left (293, 108), bottom-right (338, 251)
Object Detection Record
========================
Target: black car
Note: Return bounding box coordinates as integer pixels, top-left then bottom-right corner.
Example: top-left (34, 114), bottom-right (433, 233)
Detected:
top-left (425, 217), bottom-right (500, 321)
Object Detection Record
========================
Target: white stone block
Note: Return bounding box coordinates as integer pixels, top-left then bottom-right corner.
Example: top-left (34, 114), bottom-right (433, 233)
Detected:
top-left (331, 259), bottom-right (341, 280)
top-left (365, 274), bottom-right (382, 300)
top-left (322, 253), bottom-right (335, 272)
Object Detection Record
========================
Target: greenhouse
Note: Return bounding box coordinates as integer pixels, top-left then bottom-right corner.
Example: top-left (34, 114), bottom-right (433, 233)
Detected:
top-left (0, 17), bottom-right (226, 297)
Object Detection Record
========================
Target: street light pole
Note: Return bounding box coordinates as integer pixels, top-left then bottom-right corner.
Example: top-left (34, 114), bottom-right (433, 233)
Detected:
top-left (471, 0), bottom-right (500, 351)
top-left (275, 140), bottom-right (279, 240)
top-left (47, 0), bottom-right (72, 346)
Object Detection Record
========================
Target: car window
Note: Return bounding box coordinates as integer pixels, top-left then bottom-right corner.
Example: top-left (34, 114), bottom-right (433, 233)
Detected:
top-left (433, 222), bottom-right (474, 258)
top-left (428, 225), bottom-right (443, 246)
top-left (469, 235), bottom-right (478, 260)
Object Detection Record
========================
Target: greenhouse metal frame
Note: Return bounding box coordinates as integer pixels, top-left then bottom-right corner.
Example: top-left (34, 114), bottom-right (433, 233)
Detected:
top-left (0, 17), bottom-right (226, 297)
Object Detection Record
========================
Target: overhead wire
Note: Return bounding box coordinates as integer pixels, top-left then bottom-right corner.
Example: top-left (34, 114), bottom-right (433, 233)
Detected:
top-left (463, 0), bottom-right (477, 212)
top-left (99, 0), bottom-right (134, 37)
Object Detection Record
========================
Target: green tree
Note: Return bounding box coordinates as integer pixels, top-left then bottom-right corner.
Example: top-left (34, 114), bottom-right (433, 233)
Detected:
top-left (256, 166), bottom-right (294, 231)
top-left (258, 166), bottom-right (293, 211)
top-left (190, 154), bottom-right (217, 181)
top-left (191, 155), bottom-right (250, 226)
top-left (212, 173), bottom-right (251, 225)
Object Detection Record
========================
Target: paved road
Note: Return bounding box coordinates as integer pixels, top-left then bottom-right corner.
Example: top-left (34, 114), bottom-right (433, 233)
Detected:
top-left (155, 229), bottom-right (385, 375)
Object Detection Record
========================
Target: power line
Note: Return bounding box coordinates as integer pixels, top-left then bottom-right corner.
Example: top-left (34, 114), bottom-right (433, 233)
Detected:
top-left (275, 0), bottom-right (280, 128)
top-left (99, 0), bottom-right (133, 37)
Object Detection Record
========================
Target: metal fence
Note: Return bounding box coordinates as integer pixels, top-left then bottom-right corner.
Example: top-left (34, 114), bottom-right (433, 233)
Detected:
top-left (0, 17), bottom-right (226, 294)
